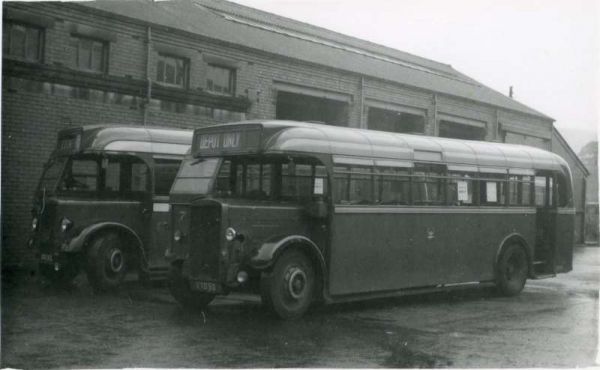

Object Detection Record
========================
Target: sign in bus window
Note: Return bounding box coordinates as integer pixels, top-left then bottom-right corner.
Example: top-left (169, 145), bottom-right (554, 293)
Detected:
top-left (479, 174), bottom-right (506, 205)
top-left (447, 172), bottom-right (474, 206)
top-left (486, 182), bottom-right (498, 202)
top-left (313, 178), bottom-right (324, 195)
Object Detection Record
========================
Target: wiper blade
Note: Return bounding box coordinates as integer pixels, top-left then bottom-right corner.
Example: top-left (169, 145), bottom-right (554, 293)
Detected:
top-left (190, 158), bottom-right (205, 166)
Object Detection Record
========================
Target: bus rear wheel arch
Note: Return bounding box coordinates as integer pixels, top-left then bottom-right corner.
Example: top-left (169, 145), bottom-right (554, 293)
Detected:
top-left (260, 249), bottom-right (316, 320)
top-left (496, 243), bottom-right (529, 296)
top-left (85, 231), bottom-right (132, 291)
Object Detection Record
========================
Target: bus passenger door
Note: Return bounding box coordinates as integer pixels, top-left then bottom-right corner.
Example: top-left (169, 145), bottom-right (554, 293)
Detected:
top-left (552, 173), bottom-right (574, 273)
top-left (534, 174), bottom-right (557, 276)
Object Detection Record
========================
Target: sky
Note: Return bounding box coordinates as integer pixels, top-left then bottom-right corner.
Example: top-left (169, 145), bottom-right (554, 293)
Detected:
top-left (231, 0), bottom-right (599, 153)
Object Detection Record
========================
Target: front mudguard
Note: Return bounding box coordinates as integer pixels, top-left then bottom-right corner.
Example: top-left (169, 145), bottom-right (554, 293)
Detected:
top-left (249, 235), bottom-right (326, 273)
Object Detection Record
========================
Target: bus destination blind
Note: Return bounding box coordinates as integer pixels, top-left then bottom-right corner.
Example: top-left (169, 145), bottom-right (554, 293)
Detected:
top-left (194, 129), bottom-right (261, 156)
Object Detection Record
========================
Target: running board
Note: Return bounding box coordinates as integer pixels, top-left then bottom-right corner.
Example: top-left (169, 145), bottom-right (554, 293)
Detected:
top-left (532, 273), bottom-right (556, 280)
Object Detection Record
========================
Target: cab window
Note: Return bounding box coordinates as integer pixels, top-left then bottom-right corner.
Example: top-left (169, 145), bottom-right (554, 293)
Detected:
top-left (154, 158), bottom-right (181, 196)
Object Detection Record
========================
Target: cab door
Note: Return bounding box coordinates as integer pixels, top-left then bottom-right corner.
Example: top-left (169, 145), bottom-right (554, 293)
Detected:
top-left (146, 157), bottom-right (182, 272)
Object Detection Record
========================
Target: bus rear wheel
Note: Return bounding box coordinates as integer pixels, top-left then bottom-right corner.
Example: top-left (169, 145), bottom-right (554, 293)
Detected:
top-left (86, 232), bottom-right (128, 291)
top-left (260, 250), bottom-right (315, 320)
top-left (168, 262), bottom-right (215, 310)
top-left (496, 244), bottom-right (528, 296)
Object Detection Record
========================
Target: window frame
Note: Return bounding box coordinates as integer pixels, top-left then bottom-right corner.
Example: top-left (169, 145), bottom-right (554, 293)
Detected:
top-left (3, 21), bottom-right (44, 62)
top-left (74, 35), bottom-right (108, 74)
top-left (206, 63), bottom-right (236, 96)
top-left (156, 53), bottom-right (190, 89)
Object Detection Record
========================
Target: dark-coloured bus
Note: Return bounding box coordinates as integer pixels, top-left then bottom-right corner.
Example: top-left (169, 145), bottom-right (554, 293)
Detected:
top-left (29, 125), bottom-right (193, 290)
top-left (167, 120), bottom-right (574, 319)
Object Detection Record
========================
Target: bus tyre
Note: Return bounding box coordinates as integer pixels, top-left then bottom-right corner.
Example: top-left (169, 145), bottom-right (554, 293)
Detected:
top-left (168, 262), bottom-right (215, 310)
top-left (86, 232), bottom-right (128, 292)
top-left (496, 244), bottom-right (528, 296)
top-left (260, 250), bottom-right (315, 320)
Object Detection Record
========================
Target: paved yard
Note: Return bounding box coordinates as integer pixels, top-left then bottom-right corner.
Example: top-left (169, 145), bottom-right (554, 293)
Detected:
top-left (2, 245), bottom-right (598, 368)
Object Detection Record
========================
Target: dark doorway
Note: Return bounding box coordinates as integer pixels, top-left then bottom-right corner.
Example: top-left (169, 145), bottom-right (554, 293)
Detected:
top-left (276, 91), bottom-right (348, 125)
top-left (368, 107), bottom-right (425, 134)
top-left (439, 120), bottom-right (486, 140)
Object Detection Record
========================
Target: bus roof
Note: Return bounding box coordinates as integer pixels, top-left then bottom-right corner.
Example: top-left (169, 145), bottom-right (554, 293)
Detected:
top-left (192, 120), bottom-right (570, 175)
top-left (57, 125), bottom-right (193, 156)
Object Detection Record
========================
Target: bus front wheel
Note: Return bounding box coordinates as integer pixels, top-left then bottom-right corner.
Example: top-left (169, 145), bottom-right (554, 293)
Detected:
top-left (260, 250), bottom-right (315, 320)
top-left (86, 232), bottom-right (128, 291)
top-left (168, 262), bottom-right (215, 310)
top-left (496, 244), bottom-right (528, 296)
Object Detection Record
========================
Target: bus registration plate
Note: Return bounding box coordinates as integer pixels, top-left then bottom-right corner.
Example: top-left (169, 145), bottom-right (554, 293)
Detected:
top-left (40, 254), bottom-right (53, 264)
top-left (191, 281), bottom-right (218, 293)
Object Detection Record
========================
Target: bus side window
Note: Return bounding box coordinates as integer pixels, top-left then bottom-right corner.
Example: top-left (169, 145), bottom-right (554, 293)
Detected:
top-left (447, 172), bottom-right (475, 206)
top-left (105, 160), bottom-right (121, 192)
top-left (508, 175), bottom-right (533, 206)
top-left (313, 165), bottom-right (328, 199)
top-left (333, 165), bottom-right (373, 205)
top-left (556, 174), bottom-right (570, 207)
top-left (376, 167), bottom-right (409, 205)
top-left (131, 162), bottom-right (149, 192)
top-left (215, 160), bottom-right (232, 195)
top-left (548, 176), bottom-right (554, 207)
top-left (411, 164), bottom-right (445, 205)
top-left (333, 165), bottom-right (350, 204)
top-left (154, 158), bottom-right (181, 196)
top-left (349, 166), bottom-right (373, 204)
top-left (534, 176), bottom-right (547, 207)
top-left (479, 173), bottom-right (506, 206)
top-left (62, 159), bottom-right (98, 191)
top-left (281, 163), bottom-right (313, 201)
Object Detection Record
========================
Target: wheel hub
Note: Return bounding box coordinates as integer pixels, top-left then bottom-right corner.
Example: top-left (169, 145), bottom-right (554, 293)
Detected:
top-left (287, 267), bottom-right (307, 299)
top-left (108, 249), bottom-right (124, 273)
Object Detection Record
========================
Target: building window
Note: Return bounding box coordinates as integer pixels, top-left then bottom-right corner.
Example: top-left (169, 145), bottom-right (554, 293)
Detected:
top-left (3, 22), bottom-right (43, 62)
top-left (156, 54), bottom-right (188, 88)
top-left (75, 37), bottom-right (107, 73)
top-left (368, 107), bottom-right (425, 134)
top-left (206, 64), bottom-right (235, 95)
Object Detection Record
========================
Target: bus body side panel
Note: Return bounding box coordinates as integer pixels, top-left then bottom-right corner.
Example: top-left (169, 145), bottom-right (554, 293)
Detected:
top-left (147, 200), bottom-right (173, 269)
top-left (554, 210), bottom-right (575, 273)
top-left (328, 208), bottom-right (536, 296)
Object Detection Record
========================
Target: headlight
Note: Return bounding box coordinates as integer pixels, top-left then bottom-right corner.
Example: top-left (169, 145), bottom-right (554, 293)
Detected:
top-left (60, 217), bottom-right (73, 232)
top-left (173, 230), bottom-right (182, 242)
top-left (31, 217), bottom-right (38, 231)
top-left (225, 227), bottom-right (237, 241)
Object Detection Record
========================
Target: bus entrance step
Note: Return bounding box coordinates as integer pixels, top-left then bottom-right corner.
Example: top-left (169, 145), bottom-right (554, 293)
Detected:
top-left (532, 273), bottom-right (556, 280)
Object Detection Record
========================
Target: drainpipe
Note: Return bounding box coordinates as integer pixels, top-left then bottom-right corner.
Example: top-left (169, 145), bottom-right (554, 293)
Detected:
top-left (143, 25), bottom-right (152, 126)
top-left (432, 93), bottom-right (438, 136)
top-left (359, 76), bottom-right (365, 129)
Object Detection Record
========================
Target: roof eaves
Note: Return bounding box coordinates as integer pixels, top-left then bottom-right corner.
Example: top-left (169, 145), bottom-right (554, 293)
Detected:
top-left (72, 1), bottom-right (552, 122)
top-left (553, 127), bottom-right (590, 176)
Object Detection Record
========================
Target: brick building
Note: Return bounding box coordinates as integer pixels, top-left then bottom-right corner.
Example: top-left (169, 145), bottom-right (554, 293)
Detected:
top-left (1, 0), bottom-right (587, 267)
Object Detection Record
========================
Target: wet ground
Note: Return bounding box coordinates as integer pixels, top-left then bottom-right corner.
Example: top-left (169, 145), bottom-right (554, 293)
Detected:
top-left (2, 246), bottom-right (598, 368)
